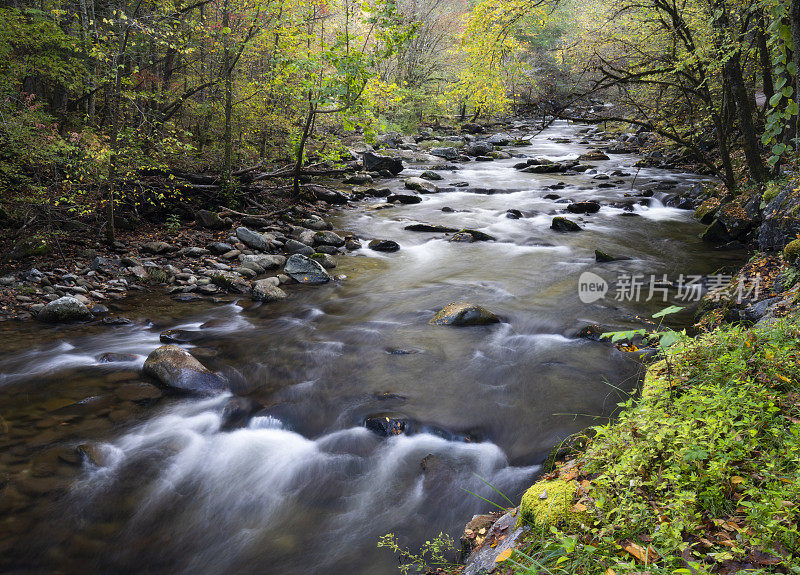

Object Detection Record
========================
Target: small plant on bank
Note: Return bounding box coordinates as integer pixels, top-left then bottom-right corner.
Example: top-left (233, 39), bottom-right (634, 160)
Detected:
top-left (600, 305), bottom-right (686, 352)
top-left (165, 213), bottom-right (182, 230)
top-left (377, 532), bottom-right (456, 574)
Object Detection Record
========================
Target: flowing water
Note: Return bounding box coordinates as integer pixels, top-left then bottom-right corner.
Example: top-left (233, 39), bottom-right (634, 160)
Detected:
top-left (0, 122), bottom-right (744, 575)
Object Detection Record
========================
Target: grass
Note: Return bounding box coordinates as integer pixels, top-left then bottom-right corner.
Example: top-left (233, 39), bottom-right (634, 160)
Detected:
top-left (506, 317), bottom-right (800, 575)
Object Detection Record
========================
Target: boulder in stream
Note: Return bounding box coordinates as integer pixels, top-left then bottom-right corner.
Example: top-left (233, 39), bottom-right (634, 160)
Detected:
top-left (430, 302), bottom-right (500, 326)
top-left (142, 344), bottom-right (227, 395)
top-left (551, 217), bottom-right (582, 232)
top-left (283, 254), bottom-right (331, 284)
top-left (362, 152), bottom-right (404, 175)
top-left (368, 239), bottom-right (401, 252)
top-left (405, 177), bottom-right (439, 194)
top-left (37, 296), bottom-right (93, 323)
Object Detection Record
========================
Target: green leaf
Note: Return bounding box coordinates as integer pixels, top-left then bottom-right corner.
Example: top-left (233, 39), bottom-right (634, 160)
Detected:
top-left (652, 305), bottom-right (684, 318)
top-left (659, 331), bottom-right (680, 349)
top-left (773, 143), bottom-right (787, 156)
top-left (770, 93), bottom-right (783, 107)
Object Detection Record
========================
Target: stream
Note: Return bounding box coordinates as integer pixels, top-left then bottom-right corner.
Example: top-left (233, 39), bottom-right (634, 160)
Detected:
top-left (0, 122), bottom-right (744, 575)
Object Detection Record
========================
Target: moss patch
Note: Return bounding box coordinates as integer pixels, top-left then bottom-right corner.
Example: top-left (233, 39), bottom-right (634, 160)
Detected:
top-left (518, 480), bottom-right (584, 529)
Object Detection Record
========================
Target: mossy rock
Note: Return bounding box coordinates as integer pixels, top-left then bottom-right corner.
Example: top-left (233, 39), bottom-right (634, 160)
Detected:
top-left (518, 480), bottom-right (585, 529)
top-left (694, 197), bottom-right (721, 224)
top-left (783, 239), bottom-right (800, 264)
top-left (763, 182), bottom-right (782, 206)
top-left (10, 238), bottom-right (51, 260)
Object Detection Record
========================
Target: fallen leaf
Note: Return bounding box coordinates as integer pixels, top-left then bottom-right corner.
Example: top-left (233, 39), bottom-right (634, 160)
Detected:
top-left (495, 548), bottom-right (513, 563)
top-left (730, 476), bottom-right (745, 485)
top-left (623, 541), bottom-right (659, 563)
top-left (572, 503), bottom-right (587, 513)
top-left (604, 569), bottom-right (616, 575)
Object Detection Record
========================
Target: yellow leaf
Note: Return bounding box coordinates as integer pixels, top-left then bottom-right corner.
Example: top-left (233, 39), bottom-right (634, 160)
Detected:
top-left (571, 503), bottom-right (587, 513)
top-left (495, 548), bottom-right (513, 563)
top-left (730, 476), bottom-right (745, 485)
top-left (605, 569), bottom-right (616, 575)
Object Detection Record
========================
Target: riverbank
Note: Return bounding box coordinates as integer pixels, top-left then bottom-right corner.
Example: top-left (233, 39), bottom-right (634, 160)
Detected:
top-left (453, 314), bottom-right (800, 575)
top-left (449, 179), bottom-right (800, 574)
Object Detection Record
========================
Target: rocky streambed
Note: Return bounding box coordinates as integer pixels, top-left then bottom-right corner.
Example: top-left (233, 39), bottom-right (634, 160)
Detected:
top-left (0, 120), bottom-right (746, 575)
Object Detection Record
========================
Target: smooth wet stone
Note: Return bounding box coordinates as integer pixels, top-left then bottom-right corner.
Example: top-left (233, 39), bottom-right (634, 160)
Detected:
top-left (141, 241), bottom-right (174, 255)
top-left (405, 177), bottom-right (439, 194)
top-left (239, 254), bottom-right (286, 270)
top-left (284, 239), bottom-right (315, 256)
top-left (283, 254), bottom-right (331, 284)
top-left (387, 193), bottom-right (422, 205)
top-left (251, 280), bottom-right (288, 302)
top-left (312, 230), bottom-right (345, 247)
top-left (159, 329), bottom-right (203, 344)
top-left (236, 227), bottom-right (270, 252)
top-left (142, 345), bottom-right (227, 395)
top-left (98, 352), bottom-right (139, 363)
top-left (449, 229), bottom-right (495, 243)
top-left (567, 201), bottom-right (601, 214)
top-left (551, 217), bottom-right (582, 232)
top-left (430, 303), bottom-right (500, 326)
top-left (362, 151), bottom-right (404, 175)
top-left (404, 223), bottom-right (458, 233)
top-left (595, 249), bottom-right (617, 263)
top-left (221, 397), bottom-right (261, 430)
top-left (309, 253), bottom-right (337, 269)
top-left (36, 297), bottom-right (93, 323)
top-left (368, 239), bottom-right (400, 252)
top-left (365, 416), bottom-right (407, 437)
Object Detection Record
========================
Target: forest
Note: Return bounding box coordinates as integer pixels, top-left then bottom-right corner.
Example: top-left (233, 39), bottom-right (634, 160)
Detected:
top-left (0, 0), bottom-right (799, 574)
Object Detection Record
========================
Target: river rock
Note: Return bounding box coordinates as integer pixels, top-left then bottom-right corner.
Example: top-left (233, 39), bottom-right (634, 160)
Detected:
top-left (404, 223), bottom-right (459, 233)
top-left (196, 210), bottom-right (229, 230)
top-left (450, 229), bottom-right (496, 242)
top-left (567, 201), bottom-right (601, 214)
top-left (283, 254), bottom-right (331, 284)
top-left (579, 151), bottom-right (610, 161)
top-left (313, 230), bottom-right (345, 247)
top-left (310, 253), bottom-right (337, 268)
top-left (758, 183), bottom-right (800, 250)
top-left (368, 239), bottom-right (400, 252)
top-left (465, 141), bottom-right (493, 157)
top-left (595, 250), bottom-right (617, 263)
top-left (141, 241), bottom-right (174, 255)
top-left (486, 132), bottom-right (511, 146)
top-left (430, 147), bottom-right (460, 160)
top-left (461, 122), bottom-right (485, 134)
top-left (362, 151), bottom-right (404, 175)
top-left (252, 280), bottom-right (288, 302)
top-left (236, 227), bottom-right (270, 252)
top-left (551, 217), bottom-right (582, 232)
top-left (419, 170), bottom-right (443, 181)
top-left (239, 254), bottom-right (286, 270)
top-left (284, 239), bottom-right (315, 256)
top-left (387, 194), bottom-right (422, 205)
top-left (221, 397), bottom-right (261, 430)
top-left (37, 296), bottom-right (93, 323)
top-left (405, 177), bottom-right (439, 193)
top-left (430, 303), bottom-right (500, 326)
top-left (115, 382), bottom-right (163, 402)
top-left (142, 345), bottom-right (227, 395)
top-left (159, 329), bottom-right (202, 344)
top-left (365, 416), bottom-right (407, 437)
top-left (463, 512), bottom-right (528, 575)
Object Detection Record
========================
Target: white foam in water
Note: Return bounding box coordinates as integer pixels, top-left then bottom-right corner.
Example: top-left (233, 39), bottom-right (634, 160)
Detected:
top-left (71, 399), bottom-right (539, 575)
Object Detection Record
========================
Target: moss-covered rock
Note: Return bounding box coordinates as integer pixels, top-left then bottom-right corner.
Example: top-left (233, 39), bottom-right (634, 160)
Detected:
top-left (430, 302), bottom-right (500, 326)
top-left (518, 480), bottom-right (585, 528)
top-left (783, 239), bottom-right (800, 264)
top-left (694, 197), bottom-right (721, 224)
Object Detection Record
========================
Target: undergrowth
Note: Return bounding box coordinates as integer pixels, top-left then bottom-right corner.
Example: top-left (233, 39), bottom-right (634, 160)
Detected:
top-left (509, 318), bottom-right (800, 574)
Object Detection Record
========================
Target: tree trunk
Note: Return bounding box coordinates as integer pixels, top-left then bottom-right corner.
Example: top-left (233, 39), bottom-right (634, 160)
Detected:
top-left (712, 113), bottom-right (737, 191)
top-left (293, 97), bottom-right (316, 197)
top-left (106, 23), bottom-right (129, 245)
top-left (725, 51), bottom-right (768, 182)
top-left (756, 9), bottom-right (774, 112)
top-left (222, 0), bottom-right (233, 189)
top-left (792, 0), bottom-right (800, 148)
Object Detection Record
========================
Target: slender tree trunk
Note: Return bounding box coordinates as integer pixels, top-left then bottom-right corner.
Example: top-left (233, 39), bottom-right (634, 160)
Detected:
top-left (712, 113), bottom-right (737, 191)
top-left (106, 25), bottom-right (129, 245)
top-left (791, 0), bottom-right (800, 147)
top-left (756, 9), bottom-right (774, 111)
top-left (222, 0), bottom-right (233, 189)
top-left (726, 51), bottom-right (768, 181)
top-left (293, 96), bottom-right (316, 197)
